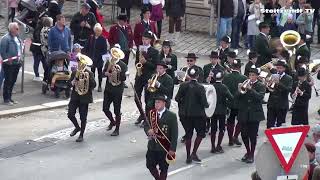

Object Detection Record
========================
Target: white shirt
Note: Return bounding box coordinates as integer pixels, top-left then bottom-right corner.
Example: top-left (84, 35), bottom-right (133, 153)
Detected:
top-left (158, 108), bottom-right (166, 119)
top-left (14, 36), bottom-right (21, 57)
top-left (278, 72), bottom-right (285, 79)
top-left (251, 80), bottom-right (258, 84)
top-left (315, 139), bottom-right (320, 163)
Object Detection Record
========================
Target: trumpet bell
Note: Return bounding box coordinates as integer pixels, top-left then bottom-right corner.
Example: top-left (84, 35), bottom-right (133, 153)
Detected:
top-left (111, 47), bottom-right (125, 60)
top-left (280, 30), bottom-right (301, 49)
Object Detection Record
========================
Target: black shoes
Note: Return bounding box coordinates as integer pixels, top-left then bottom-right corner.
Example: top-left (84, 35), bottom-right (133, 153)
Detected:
top-left (107, 122), bottom-right (115, 131)
top-left (215, 146), bottom-right (224, 153)
top-left (186, 157), bottom-right (192, 164)
top-left (70, 128), bottom-right (80, 137)
top-left (98, 86), bottom-right (102, 92)
top-left (241, 154), bottom-right (249, 162)
top-left (210, 147), bottom-right (216, 154)
top-left (233, 138), bottom-right (242, 146)
top-left (191, 154), bottom-right (201, 163)
top-left (111, 130), bottom-right (119, 136)
top-left (76, 135), bottom-right (84, 142)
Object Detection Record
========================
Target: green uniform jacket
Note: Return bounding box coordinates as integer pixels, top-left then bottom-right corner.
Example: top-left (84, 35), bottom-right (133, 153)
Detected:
top-left (175, 80), bottom-right (209, 117)
top-left (180, 65), bottom-right (204, 83)
top-left (144, 110), bottom-right (178, 151)
top-left (213, 82), bottom-right (234, 115)
top-left (218, 47), bottom-right (229, 65)
top-left (236, 81), bottom-right (266, 123)
top-left (254, 33), bottom-right (274, 67)
top-left (103, 60), bottom-right (128, 92)
top-left (244, 61), bottom-right (254, 77)
top-left (222, 71), bottom-right (247, 109)
top-left (135, 46), bottom-right (160, 81)
top-left (160, 53), bottom-right (178, 79)
top-left (69, 70), bottom-right (96, 104)
top-left (295, 43), bottom-right (310, 63)
top-left (267, 74), bottom-right (293, 110)
top-left (203, 63), bottom-right (225, 83)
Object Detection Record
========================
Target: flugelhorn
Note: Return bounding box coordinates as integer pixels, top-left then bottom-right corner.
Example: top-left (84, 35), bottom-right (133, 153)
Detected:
top-left (147, 73), bottom-right (159, 92)
top-left (239, 79), bottom-right (251, 94)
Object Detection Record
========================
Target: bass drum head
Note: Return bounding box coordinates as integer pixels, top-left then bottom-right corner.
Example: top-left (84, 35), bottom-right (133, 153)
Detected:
top-left (203, 84), bottom-right (217, 118)
top-left (255, 141), bottom-right (309, 180)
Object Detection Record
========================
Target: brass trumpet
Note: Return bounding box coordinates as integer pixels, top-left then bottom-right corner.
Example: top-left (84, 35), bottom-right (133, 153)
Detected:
top-left (239, 79), bottom-right (251, 94)
top-left (147, 73), bottom-right (159, 92)
top-left (136, 46), bottom-right (147, 77)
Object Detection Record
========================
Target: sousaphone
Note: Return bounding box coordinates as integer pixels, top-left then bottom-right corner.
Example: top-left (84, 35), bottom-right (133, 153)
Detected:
top-left (203, 84), bottom-right (217, 117)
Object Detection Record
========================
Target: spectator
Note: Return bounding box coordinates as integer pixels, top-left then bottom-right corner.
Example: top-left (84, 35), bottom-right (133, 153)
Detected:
top-left (304, 143), bottom-right (318, 180)
top-left (165, 0), bottom-right (185, 45)
top-left (296, 3), bottom-right (314, 49)
top-left (48, 0), bottom-right (62, 24)
top-left (293, 0), bottom-right (306, 17)
top-left (0, 22), bottom-right (23, 105)
top-left (83, 23), bottom-right (107, 92)
top-left (216, 0), bottom-right (234, 47)
top-left (0, 0), bottom-right (4, 18)
top-left (231, 0), bottom-right (246, 49)
top-left (150, 0), bottom-right (165, 38)
top-left (307, 0), bottom-right (320, 43)
top-left (283, 14), bottom-right (297, 31)
top-left (8, 0), bottom-right (17, 22)
top-left (48, 15), bottom-right (72, 53)
top-left (247, 0), bottom-right (264, 50)
top-left (70, 3), bottom-right (97, 46)
top-left (40, 17), bottom-right (53, 59)
top-left (117, 0), bottom-right (133, 22)
top-left (276, 0), bottom-right (296, 34)
top-left (264, 0), bottom-right (281, 37)
top-left (312, 124), bottom-right (320, 163)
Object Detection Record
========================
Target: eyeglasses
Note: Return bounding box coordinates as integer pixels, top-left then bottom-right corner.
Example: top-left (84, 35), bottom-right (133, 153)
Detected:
top-left (187, 60), bottom-right (194, 62)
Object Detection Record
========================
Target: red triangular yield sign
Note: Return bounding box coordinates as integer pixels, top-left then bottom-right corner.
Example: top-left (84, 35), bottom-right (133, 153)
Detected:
top-left (265, 125), bottom-right (310, 173)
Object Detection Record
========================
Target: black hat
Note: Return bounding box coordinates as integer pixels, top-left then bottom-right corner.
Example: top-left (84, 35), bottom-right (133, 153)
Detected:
top-left (228, 51), bottom-right (237, 58)
top-left (258, 22), bottom-right (270, 30)
top-left (162, 40), bottom-right (171, 47)
top-left (297, 55), bottom-right (308, 64)
top-left (117, 13), bottom-right (128, 21)
top-left (154, 95), bottom-right (168, 102)
top-left (232, 59), bottom-right (242, 68)
top-left (141, 6), bottom-right (150, 14)
top-left (187, 65), bottom-right (199, 78)
top-left (143, 31), bottom-right (154, 39)
top-left (185, 53), bottom-right (198, 59)
top-left (81, 3), bottom-right (91, 9)
top-left (221, 36), bottom-right (231, 43)
top-left (297, 67), bottom-right (307, 77)
top-left (210, 51), bottom-right (219, 59)
top-left (249, 65), bottom-right (260, 75)
top-left (275, 59), bottom-right (287, 67)
top-left (156, 61), bottom-right (168, 68)
top-left (248, 51), bottom-right (258, 60)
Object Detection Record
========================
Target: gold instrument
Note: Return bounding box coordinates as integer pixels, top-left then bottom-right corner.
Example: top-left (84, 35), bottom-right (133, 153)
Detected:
top-left (292, 80), bottom-right (304, 105)
top-left (265, 74), bottom-right (280, 92)
top-left (107, 48), bottom-right (125, 86)
top-left (280, 30), bottom-right (301, 71)
top-left (175, 66), bottom-right (189, 82)
top-left (309, 59), bottom-right (320, 75)
top-left (51, 72), bottom-right (71, 86)
top-left (239, 79), bottom-right (251, 94)
top-left (136, 46), bottom-right (147, 77)
top-left (147, 73), bottom-right (159, 92)
top-left (75, 53), bottom-right (93, 95)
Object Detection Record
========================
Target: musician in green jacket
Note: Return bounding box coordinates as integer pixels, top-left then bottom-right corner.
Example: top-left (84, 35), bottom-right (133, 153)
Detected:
top-left (144, 95), bottom-right (178, 180)
top-left (236, 67), bottom-right (266, 164)
top-left (254, 22), bottom-right (274, 67)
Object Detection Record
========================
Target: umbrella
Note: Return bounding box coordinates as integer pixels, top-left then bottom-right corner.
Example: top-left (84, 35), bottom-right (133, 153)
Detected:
top-left (20, 0), bottom-right (37, 12)
top-left (48, 50), bottom-right (70, 63)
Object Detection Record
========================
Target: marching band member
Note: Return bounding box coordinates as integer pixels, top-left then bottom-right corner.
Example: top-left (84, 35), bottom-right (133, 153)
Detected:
top-left (108, 14), bottom-right (134, 65)
top-left (176, 53), bottom-right (204, 84)
top-left (254, 22), bottom-right (274, 67)
top-left (210, 70), bottom-right (233, 154)
top-left (204, 51), bottom-right (225, 84)
top-left (266, 60), bottom-right (293, 128)
top-left (291, 67), bottom-right (312, 125)
top-left (237, 66), bottom-right (266, 163)
top-left (244, 51), bottom-right (258, 77)
top-left (223, 51), bottom-right (237, 73)
top-left (160, 40), bottom-right (177, 79)
top-left (217, 35), bottom-right (231, 65)
top-left (134, 6), bottom-right (157, 48)
top-left (102, 48), bottom-right (128, 136)
top-left (144, 95), bottom-right (178, 180)
top-left (222, 59), bottom-right (247, 146)
top-left (134, 31), bottom-right (160, 126)
top-left (145, 61), bottom-right (174, 112)
top-left (68, 55), bottom-right (96, 142)
top-left (175, 66), bottom-right (209, 164)
top-left (295, 39), bottom-right (311, 65)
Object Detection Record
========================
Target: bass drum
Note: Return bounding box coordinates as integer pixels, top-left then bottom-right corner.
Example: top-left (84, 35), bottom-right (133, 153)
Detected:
top-left (202, 84), bottom-right (217, 118)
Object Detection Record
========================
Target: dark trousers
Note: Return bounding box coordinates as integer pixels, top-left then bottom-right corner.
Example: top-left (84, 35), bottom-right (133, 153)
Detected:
top-left (146, 150), bottom-right (169, 180)
top-left (169, 17), bottom-right (182, 33)
top-left (103, 89), bottom-right (123, 116)
top-left (211, 114), bottom-right (226, 133)
top-left (91, 65), bottom-right (103, 87)
top-left (156, 20), bottom-right (162, 38)
top-left (8, 8), bottom-right (15, 22)
top-left (226, 108), bottom-right (241, 140)
top-left (67, 100), bottom-right (89, 136)
top-left (181, 116), bottom-right (206, 139)
top-left (3, 64), bottom-right (20, 102)
top-left (122, 50), bottom-right (130, 65)
top-left (231, 16), bottom-right (244, 49)
top-left (312, 8), bottom-right (320, 42)
top-left (267, 108), bottom-right (288, 128)
top-left (120, 8), bottom-right (131, 22)
top-left (241, 121), bottom-right (260, 156)
top-left (292, 105), bottom-right (309, 125)
top-left (32, 52), bottom-right (48, 78)
top-left (134, 77), bottom-right (148, 117)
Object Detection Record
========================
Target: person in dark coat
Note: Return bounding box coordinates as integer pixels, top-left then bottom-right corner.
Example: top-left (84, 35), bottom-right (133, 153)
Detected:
top-left (307, 0), bottom-right (320, 43)
top-left (204, 51), bottom-right (225, 84)
top-left (67, 58), bottom-right (96, 142)
top-left (210, 70), bottom-right (233, 153)
top-left (160, 40), bottom-right (177, 79)
top-left (236, 66), bottom-right (265, 163)
top-left (117, 0), bottom-right (133, 22)
top-left (83, 23), bottom-right (108, 92)
top-left (295, 39), bottom-right (311, 65)
top-left (244, 51), bottom-right (257, 77)
top-left (217, 36), bottom-right (231, 66)
top-left (291, 67), bottom-right (312, 125)
top-left (70, 3), bottom-right (97, 46)
top-left (263, 0), bottom-right (281, 38)
top-left (266, 60), bottom-right (293, 128)
top-left (48, 0), bottom-right (61, 24)
top-left (176, 53), bottom-right (204, 84)
top-left (175, 66), bottom-right (209, 164)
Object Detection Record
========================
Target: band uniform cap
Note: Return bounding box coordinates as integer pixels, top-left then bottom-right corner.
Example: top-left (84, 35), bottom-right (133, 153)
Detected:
top-left (275, 59), bottom-right (287, 67)
top-left (143, 31), bottom-right (154, 39)
top-left (187, 65), bottom-right (199, 78)
top-left (297, 67), bottom-right (307, 77)
top-left (185, 53), bottom-right (198, 59)
top-left (232, 59), bottom-right (242, 68)
top-left (312, 124), bottom-right (320, 134)
top-left (117, 13), bottom-right (128, 21)
top-left (154, 95), bottom-right (168, 102)
top-left (73, 43), bottom-right (83, 49)
top-left (305, 142), bottom-right (316, 153)
top-left (258, 21), bottom-right (270, 29)
top-left (156, 61), bottom-right (168, 68)
top-left (214, 69), bottom-right (224, 79)
top-left (81, 3), bottom-right (91, 9)
top-left (249, 65), bottom-right (260, 75)
top-left (228, 51), bottom-right (237, 58)
top-left (141, 6), bottom-right (151, 14)
top-left (248, 51), bottom-right (258, 60)
top-left (162, 40), bottom-right (171, 47)
top-left (210, 51), bottom-right (219, 58)
top-left (221, 35), bottom-right (231, 43)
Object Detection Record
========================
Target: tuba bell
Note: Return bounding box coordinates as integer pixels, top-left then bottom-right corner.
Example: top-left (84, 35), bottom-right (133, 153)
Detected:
top-left (147, 73), bottom-right (159, 92)
top-left (107, 47), bottom-right (125, 86)
top-left (75, 53), bottom-right (93, 95)
top-left (280, 30), bottom-right (301, 55)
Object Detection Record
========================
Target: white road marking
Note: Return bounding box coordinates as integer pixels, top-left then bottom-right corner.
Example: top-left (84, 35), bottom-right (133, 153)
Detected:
top-left (21, 70), bottom-right (44, 77)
